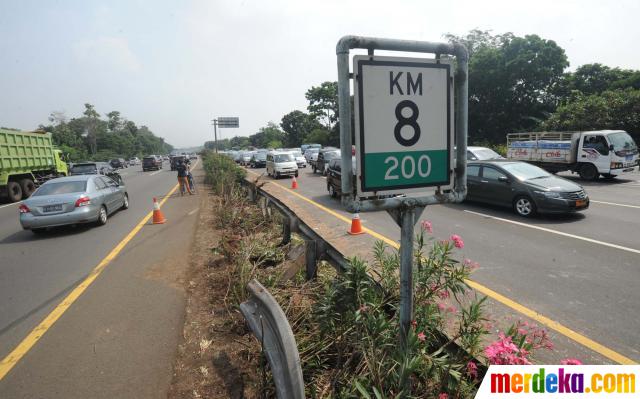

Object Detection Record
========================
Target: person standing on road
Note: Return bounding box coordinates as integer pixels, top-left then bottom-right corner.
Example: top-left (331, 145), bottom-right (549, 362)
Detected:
top-left (176, 160), bottom-right (193, 195)
top-left (186, 159), bottom-right (196, 193)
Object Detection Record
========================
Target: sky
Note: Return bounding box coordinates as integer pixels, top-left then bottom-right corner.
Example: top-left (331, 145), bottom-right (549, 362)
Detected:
top-left (1, 0), bottom-right (639, 148)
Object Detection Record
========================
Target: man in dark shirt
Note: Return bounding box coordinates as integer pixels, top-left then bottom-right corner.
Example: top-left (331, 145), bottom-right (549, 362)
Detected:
top-left (176, 161), bottom-right (193, 195)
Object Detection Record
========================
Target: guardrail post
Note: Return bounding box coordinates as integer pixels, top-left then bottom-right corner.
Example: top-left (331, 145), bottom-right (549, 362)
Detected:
top-left (282, 216), bottom-right (291, 245)
top-left (305, 239), bottom-right (317, 280)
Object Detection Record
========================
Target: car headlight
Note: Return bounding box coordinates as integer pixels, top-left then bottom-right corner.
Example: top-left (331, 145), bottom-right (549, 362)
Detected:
top-left (534, 190), bottom-right (561, 198)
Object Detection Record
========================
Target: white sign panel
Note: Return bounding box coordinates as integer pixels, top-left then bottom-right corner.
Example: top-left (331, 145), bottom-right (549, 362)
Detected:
top-left (353, 55), bottom-right (453, 195)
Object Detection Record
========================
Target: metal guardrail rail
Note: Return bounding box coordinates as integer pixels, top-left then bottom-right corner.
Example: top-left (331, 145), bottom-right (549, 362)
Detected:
top-left (239, 279), bottom-right (305, 399)
top-left (240, 175), bottom-right (487, 395)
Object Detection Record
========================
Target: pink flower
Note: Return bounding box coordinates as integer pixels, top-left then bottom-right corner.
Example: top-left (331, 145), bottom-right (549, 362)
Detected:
top-left (438, 290), bottom-right (450, 299)
top-left (484, 333), bottom-right (530, 365)
top-left (446, 305), bottom-right (457, 314)
top-left (437, 303), bottom-right (447, 311)
top-left (560, 358), bottom-right (583, 365)
top-left (411, 320), bottom-right (418, 329)
top-left (417, 331), bottom-right (426, 342)
top-left (450, 234), bottom-right (464, 249)
top-left (359, 304), bottom-right (368, 313)
top-left (439, 393), bottom-right (449, 399)
top-left (420, 220), bottom-right (433, 233)
top-left (466, 361), bottom-right (478, 379)
top-left (464, 258), bottom-right (480, 270)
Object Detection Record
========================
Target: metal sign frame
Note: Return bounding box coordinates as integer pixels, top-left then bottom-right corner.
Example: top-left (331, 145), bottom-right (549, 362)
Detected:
top-left (353, 55), bottom-right (454, 196)
top-left (336, 36), bottom-right (468, 367)
top-left (337, 36), bottom-right (468, 213)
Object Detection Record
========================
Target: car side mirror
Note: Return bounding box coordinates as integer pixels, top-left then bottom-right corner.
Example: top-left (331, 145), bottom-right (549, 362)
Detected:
top-left (498, 176), bottom-right (510, 183)
top-left (609, 144), bottom-right (614, 151)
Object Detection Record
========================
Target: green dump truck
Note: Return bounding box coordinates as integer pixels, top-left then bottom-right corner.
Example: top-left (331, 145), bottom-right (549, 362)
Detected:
top-left (0, 129), bottom-right (68, 202)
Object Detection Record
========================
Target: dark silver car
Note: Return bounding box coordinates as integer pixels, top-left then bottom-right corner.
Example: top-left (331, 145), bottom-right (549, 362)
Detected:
top-left (19, 175), bottom-right (129, 233)
top-left (466, 160), bottom-right (589, 217)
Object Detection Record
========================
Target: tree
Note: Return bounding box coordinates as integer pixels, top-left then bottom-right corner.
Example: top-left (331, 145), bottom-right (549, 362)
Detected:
top-left (106, 111), bottom-right (123, 132)
top-left (305, 81), bottom-right (339, 129)
top-left (250, 122), bottom-right (285, 148)
top-left (446, 31), bottom-right (569, 143)
top-left (304, 128), bottom-right (331, 145)
top-left (38, 104), bottom-right (172, 160)
top-left (280, 110), bottom-right (320, 147)
top-left (48, 111), bottom-right (67, 125)
top-left (542, 89), bottom-right (640, 142)
top-left (553, 64), bottom-right (640, 102)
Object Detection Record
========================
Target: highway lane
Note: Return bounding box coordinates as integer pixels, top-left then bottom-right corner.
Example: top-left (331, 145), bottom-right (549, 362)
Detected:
top-left (249, 165), bottom-right (640, 362)
top-left (0, 163), bottom-right (179, 360)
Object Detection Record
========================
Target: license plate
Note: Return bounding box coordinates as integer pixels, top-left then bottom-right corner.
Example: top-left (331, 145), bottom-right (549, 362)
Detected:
top-left (43, 204), bottom-right (63, 212)
top-left (575, 200), bottom-right (586, 207)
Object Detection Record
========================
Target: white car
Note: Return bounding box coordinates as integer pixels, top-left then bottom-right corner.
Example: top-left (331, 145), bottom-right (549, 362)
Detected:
top-left (286, 149), bottom-right (307, 168)
top-left (467, 146), bottom-right (505, 161)
top-left (266, 151), bottom-right (299, 178)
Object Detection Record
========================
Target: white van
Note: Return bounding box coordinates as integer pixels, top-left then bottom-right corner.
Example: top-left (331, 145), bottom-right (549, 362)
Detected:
top-left (266, 151), bottom-right (299, 178)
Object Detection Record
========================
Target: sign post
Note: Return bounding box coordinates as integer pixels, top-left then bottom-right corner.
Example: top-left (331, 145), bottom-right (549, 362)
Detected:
top-left (211, 117), bottom-right (239, 152)
top-left (336, 36), bottom-right (468, 391)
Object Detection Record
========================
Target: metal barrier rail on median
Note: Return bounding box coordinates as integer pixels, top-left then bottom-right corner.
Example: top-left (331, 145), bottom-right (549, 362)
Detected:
top-left (239, 174), bottom-right (487, 396)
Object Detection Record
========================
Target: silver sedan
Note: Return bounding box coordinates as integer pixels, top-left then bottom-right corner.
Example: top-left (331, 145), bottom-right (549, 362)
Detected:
top-left (19, 175), bottom-right (129, 234)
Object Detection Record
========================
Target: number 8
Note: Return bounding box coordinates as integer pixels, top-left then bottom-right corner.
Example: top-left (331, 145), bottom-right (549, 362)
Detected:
top-left (394, 100), bottom-right (420, 146)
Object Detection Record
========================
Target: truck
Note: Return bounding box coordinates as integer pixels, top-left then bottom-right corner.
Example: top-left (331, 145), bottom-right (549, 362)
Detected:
top-left (0, 129), bottom-right (68, 202)
top-left (506, 130), bottom-right (638, 180)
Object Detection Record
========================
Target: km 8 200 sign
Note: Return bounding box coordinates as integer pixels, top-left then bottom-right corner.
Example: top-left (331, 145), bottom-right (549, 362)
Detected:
top-left (353, 55), bottom-right (453, 195)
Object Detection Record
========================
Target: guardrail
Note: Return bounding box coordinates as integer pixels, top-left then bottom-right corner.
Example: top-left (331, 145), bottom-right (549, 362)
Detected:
top-left (239, 174), bottom-right (486, 396)
top-left (239, 279), bottom-right (305, 399)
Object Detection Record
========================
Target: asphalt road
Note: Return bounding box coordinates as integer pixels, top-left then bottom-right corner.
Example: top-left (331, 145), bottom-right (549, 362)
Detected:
top-left (249, 165), bottom-right (640, 363)
top-left (0, 161), bottom-right (201, 398)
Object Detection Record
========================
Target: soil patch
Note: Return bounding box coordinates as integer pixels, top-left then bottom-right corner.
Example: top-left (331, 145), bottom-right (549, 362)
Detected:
top-left (167, 189), bottom-right (260, 399)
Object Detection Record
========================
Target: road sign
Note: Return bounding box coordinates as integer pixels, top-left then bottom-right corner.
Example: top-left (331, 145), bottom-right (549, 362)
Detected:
top-left (217, 117), bottom-right (239, 128)
top-left (353, 55), bottom-right (453, 195)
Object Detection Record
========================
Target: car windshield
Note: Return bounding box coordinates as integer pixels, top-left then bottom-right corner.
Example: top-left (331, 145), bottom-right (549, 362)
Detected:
top-left (255, 153), bottom-right (267, 161)
top-left (275, 154), bottom-right (294, 162)
top-left (70, 164), bottom-right (97, 174)
top-left (501, 162), bottom-right (551, 180)
top-left (34, 181), bottom-right (87, 196)
top-left (290, 150), bottom-right (302, 156)
top-left (472, 148), bottom-right (503, 160)
top-left (608, 132), bottom-right (637, 151)
top-left (324, 151), bottom-right (340, 160)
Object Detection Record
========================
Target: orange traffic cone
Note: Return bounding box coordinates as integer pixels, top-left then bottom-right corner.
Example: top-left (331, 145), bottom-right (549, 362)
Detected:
top-left (291, 176), bottom-right (299, 189)
top-left (347, 213), bottom-right (364, 235)
top-left (152, 197), bottom-right (166, 224)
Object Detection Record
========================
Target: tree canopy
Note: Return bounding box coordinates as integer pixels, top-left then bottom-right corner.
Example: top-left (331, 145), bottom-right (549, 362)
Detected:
top-left (40, 104), bottom-right (173, 162)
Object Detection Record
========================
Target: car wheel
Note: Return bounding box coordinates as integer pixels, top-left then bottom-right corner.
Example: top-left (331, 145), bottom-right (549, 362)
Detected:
top-left (19, 178), bottom-right (36, 198)
top-left (513, 195), bottom-right (536, 218)
top-left (31, 228), bottom-right (47, 235)
top-left (295, 171), bottom-right (299, 177)
top-left (7, 181), bottom-right (23, 202)
top-left (275, 172), bottom-right (280, 179)
top-left (122, 194), bottom-right (129, 210)
top-left (312, 165), bottom-right (316, 173)
top-left (601, 173), bottom-right (616, 180)
top-left (579, 163), bottom-right (598, 180)
top-left (328, 184), bottom-right (337, 198)
top-left (96, 206), bottom-right (108, 226)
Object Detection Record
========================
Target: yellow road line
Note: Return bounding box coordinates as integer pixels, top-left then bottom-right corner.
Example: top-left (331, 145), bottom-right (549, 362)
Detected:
top-left (0, 183), bottom-right (180, 381)
top-left (247, 169), bottom-right (637, 365)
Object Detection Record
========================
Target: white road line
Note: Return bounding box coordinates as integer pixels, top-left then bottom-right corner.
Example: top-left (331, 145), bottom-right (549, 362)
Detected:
top-left (149, 170), bottom-right (162, 176)
top-left (0, 202), bottom-right (19, 209)
top-left (464, 209), bottom-right (640, 255)
top-left (187, 208), bottom-right (199, 216)
top-left (590, 200), bottom-right (640, 209)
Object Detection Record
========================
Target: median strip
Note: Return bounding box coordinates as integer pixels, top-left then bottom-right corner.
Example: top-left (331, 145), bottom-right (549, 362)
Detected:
top-left (246, 169), bottom-right (637, 365)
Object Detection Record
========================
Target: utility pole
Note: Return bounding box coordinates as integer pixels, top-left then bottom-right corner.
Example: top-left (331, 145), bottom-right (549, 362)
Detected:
top-left (211, 119), bottom-right (218, 153)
